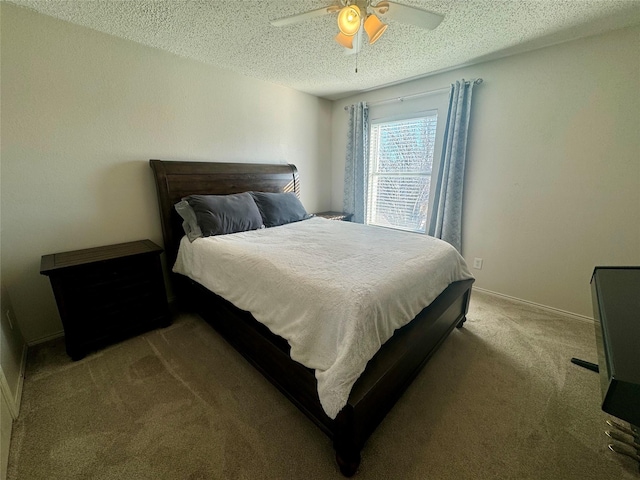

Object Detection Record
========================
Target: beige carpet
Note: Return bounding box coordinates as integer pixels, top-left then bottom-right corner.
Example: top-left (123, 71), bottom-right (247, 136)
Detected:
top-left (7, 291), bottom-right (639, 479)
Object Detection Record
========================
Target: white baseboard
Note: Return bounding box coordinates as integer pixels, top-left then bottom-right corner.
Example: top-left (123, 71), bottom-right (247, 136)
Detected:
top-left (472, 287), bottom-right (594, 324)
top-left (27, 330), bottom-right (64, 347)
top-left (14, 340), bottom-right (27, 417)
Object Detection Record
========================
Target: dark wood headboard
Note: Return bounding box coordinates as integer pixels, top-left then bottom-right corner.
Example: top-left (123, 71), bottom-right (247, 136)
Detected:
top-left (149, 159), bottom-right (300, 266)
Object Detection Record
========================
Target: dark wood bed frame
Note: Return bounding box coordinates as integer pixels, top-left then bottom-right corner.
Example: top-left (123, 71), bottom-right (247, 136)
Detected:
top-left (150, 159), bottom-right (474, 476)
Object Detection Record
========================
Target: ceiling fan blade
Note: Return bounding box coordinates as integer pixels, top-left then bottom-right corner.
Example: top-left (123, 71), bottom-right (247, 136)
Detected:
top-left (381, 1), bottom-right (444, 30)
top-left (270, 6), bottom-right (339, 27)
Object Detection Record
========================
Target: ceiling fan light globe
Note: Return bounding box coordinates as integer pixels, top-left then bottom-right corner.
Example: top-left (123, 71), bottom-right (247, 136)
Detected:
top-left (335, 32), bottom-right (354, 49)
top-left (364, 14), bottom-right (388, 44)
top-left (337, 5), bottom-right (361, 36)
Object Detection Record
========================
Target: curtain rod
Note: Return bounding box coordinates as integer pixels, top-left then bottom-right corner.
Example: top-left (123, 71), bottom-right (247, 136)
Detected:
top-left (344, 78), bottom-right (483, 110)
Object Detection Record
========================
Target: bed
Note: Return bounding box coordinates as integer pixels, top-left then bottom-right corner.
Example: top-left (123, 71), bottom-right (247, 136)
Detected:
top-left (149, 159), bottom-right (475, 476)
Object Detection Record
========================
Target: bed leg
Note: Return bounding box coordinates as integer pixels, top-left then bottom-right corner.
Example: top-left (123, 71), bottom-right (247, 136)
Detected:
top-left (333, 407), bottom-right (361, 476)
top-left (456, 315), bottom-right (467, 328)
top-left (335, 445), bottom-right (361, 477)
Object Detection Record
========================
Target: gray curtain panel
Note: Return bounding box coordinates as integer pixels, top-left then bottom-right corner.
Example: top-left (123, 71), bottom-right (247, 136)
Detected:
top-left (343, 102), bottom-right (369, 224)
top-left (428, 79), bottom-right (479, 252)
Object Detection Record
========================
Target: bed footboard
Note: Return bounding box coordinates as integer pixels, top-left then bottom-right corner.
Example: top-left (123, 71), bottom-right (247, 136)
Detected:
top-left (333, 278), bottom-right (473, 476)
top-left (184, 274), bottom-right (473, 477)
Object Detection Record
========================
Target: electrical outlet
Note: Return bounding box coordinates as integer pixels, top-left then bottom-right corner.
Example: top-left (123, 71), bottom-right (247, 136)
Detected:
top-left (473, 258), bottom-right (483, 270)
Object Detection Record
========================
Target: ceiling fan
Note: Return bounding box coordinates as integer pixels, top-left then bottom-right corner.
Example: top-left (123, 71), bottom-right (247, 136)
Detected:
top-left (270, 1), bottom-right (444, 53)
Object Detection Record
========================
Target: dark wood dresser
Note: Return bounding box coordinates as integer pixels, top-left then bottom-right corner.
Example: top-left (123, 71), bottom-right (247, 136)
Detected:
top-left (591, 267), bottom-right (640, 427)
top-left (41, 239), bottom-right (170, 360)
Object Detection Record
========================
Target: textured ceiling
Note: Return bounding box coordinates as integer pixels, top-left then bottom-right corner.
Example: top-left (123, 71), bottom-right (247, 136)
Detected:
top-left (8, 0), bottom-right (640, 100)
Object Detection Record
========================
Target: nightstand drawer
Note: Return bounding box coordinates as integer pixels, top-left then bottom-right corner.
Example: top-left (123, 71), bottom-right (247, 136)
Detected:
top-left (61, 256), bottom-right (158, 304)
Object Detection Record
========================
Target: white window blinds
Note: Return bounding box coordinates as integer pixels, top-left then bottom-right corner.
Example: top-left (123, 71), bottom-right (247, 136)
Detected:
top-left (367, 113), bottom-right (438, 233)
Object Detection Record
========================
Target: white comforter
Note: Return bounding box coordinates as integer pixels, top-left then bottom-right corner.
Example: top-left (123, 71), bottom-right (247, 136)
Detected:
top-left (173, 217), bottom-right (473, 419)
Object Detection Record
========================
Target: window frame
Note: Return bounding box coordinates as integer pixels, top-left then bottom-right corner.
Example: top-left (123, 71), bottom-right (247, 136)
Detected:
top-left (367, 113), bottom-right (438, 233)
top-left (366, 92), bottom-right (449, 233)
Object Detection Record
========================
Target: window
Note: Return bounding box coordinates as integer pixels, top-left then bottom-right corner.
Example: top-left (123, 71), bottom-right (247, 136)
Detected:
top-left (367, 115), bottom-right (437, 232)
top-left (366, 92), bottom-right (448, 233)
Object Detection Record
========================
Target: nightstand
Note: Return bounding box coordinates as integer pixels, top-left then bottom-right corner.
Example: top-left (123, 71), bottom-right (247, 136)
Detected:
top-left (314, 211), bottom-right (353, 222)
top-left (41, 239), bottom-right (170, 360)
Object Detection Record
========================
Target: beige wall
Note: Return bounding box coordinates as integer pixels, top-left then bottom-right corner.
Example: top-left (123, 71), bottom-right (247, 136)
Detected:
top-left (1, 7), bottom-right (28, 477)
top-left (0, 4), bottom-right (333, 342)
top-left (331, 26), bottom-right (640, 318)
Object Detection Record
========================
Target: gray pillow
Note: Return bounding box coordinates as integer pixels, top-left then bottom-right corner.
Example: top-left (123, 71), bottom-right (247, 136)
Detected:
top-left (174, 200), bottom-right (203, 242)
top-left (186, 193), bottom-right (263, 237)
top-left (250, 191), bottom-right (311, 228)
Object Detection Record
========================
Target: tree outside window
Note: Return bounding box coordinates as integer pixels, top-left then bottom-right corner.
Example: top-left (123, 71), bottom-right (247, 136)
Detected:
top-left (367, 113), bottom-right (437, 233)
